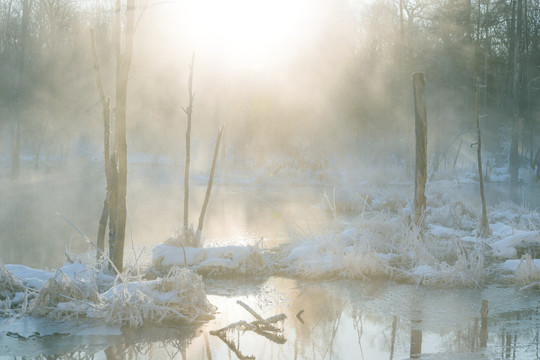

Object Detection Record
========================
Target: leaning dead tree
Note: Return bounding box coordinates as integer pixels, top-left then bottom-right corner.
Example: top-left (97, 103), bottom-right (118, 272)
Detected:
top-left (197, 125), bottom-right (225, 238)
top-left (475, 83), bottom-right (490, 237)
top-left (413, 73), bottom-right (427, 228)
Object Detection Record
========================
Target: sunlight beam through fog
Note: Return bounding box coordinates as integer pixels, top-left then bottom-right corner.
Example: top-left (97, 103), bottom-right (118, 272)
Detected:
top-left (156, 0), bottom-right (323, 71)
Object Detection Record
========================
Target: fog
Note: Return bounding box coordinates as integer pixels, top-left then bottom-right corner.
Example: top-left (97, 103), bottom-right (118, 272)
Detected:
top-left (1, 0), bottom-right (537, 269)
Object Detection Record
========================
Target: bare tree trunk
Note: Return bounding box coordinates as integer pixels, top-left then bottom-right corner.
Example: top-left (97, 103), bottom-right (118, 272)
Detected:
top-left (109, 0), bottom-right (135, 273)
top-left (410, 321), bottom-right (422, 359)
top-left (453, 140), bottom-right (463, 168)
top-left (34, 120), bottom-right (47, 170)
top-left (183, 54), bottom-right (195, 230)
top-left (413, 73), bottom-right (427, 227)
top-left (509, 0), bottom-right (523, 195)
top-left (11, 0), bottom-right (33, 181)
top-left (476, 83), bottom-right (490, 237)
top-left (389, 316), bottom-right (398, 360)
top-left (108, 152), bottom-right (118, 266)
top-left (480, 300), bottom-right (488, 347)
top-left (196, 125), bottom-right (224, 242)
top-left (90, 28), bottom-right (113, 259)
top-left (11, 122), bottom-right (21, 180)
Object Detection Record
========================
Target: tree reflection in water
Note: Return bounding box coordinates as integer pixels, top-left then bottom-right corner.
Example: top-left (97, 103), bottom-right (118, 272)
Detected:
top-left (102, 323), bottom-right (202, 360)
top-left (5, 284), bottom-right (540, 359)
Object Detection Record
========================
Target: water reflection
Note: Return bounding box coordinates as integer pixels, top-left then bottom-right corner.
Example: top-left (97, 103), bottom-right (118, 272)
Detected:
top-left (103, 324), bottom-right (202, 360)
top-left (2, 280), bottom-right (540, 359)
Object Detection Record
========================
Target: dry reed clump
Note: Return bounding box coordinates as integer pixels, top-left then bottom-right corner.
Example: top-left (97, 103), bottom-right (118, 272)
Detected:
top-left (415, 244), bottom-right (486, 288)
top-left (336, 243), bottom-right (393, 280)
top-left (425, 200), bottom-right (477, 230)
top-left (286, 206), bottom-right (489, 287)
top-left (285, 228), bottom-right (395, 280)
top-left (167, 226), bottom-right (201, 248)
top-left (0, 260), bottom-right (26, 302)
top-left (347, 211), bottom-right (488, 287)
top-left (370, 189), bottom-right (409, 214)
top-left (514, 255), bottom-right (540, 284)
top-left (152, 266), bottom-right (215, 315)
top-left (29, 270), bottom-right (100, 319)
top-left (102, 267), bottom-right (215, 327)
top-left (229, 246), bottom-right (269, 276)
top-left (490, 202), bottom-right (540, 231)
top-left (194, 245), bottom-right (270, 277)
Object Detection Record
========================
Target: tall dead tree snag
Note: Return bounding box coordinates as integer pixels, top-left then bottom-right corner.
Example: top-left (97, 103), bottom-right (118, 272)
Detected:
top-left (90, 28), bottom-right (112, 258)
top-left (183, 54), bottom-right (195, 231)
top-left (475, 83), bottom-right (490, 237)
top-left (413, 73), bottom-right (427, 228)
top-left (109, 0), bottom-right (135, 273)
top-left (509, 0), bottom-right (525, 195)
top-left (177, 55), bottom-right (223, 248)
top-left (89, 0), bottom-right (135, 273)
top-left (10, 0), bottom-right (33, 181)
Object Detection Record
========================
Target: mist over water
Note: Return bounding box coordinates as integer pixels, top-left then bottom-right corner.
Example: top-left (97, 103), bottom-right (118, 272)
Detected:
top-left (1, 0), bottom-right (540, 358)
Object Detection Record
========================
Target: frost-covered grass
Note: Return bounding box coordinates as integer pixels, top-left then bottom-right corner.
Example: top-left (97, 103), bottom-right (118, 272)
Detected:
top-left (152, 243), bottom-right (270, 277)
top-left (101, 267), bottom-right (215, 327)
top-left (283, 209), bottom-right (488, 287)
top-left (0, 259), bottom-right (215, 328)
top-left (143, 176), bottom-right (540, 289)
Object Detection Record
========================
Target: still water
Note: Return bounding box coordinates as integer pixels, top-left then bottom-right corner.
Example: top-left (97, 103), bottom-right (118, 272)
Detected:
top-left (1, 278), bottom-right (539, 359)
top-left (0, 162), bottom-right (331, 269)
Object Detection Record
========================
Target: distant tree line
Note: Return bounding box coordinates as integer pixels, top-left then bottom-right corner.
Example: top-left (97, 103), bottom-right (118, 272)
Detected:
top-left (0, 0), bottom-right (538, 183)
top-left (345, 0), bottom-right (540, 183)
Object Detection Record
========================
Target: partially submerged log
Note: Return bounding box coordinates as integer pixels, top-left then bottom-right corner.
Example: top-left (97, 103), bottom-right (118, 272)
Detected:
top-left (210, 299), bottom-right (287, 357)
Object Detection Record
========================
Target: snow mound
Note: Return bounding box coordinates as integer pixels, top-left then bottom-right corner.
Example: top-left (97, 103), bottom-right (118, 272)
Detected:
top-left (285, 231), bottom-right (391, 279)
top-left (152, 244), bottom-right (268, 276)
top-left (0, 261), bottom-right (26, 304)
top-left (502, 256), bottom-right (540, 285)
top-left (0, 260), bottom-right (215, 328)
top-left (490, 231), bottom-right (540, 258)
top-left (101, 267), bottom-right (215, 327)
top-left (29, 270), bottom-right (100, 318)
top-left (283, 209), bottom-right (488, 287)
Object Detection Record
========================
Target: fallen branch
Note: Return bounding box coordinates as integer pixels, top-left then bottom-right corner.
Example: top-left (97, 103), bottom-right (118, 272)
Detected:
top-left (209, 320), bottom-right (255, 335)
top-left (213, 332), bottom-right (255, 360)
top-left (253, 328), bottom-right (286, 344)
top-left (237, 300), bottom-right (263, 320)
top-left (211, 300), bottom-right (287, 344)
top-left (251, 313), bottom-right (287, 333)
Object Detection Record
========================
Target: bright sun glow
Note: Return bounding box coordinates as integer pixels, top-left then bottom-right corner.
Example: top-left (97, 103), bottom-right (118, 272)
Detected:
top-left (183, 0), bottom-right (320, 70)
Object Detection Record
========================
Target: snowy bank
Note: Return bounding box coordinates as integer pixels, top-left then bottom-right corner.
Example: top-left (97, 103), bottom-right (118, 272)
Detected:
top-left (152, 244), bottom-right (268, 275)
top-left (0, 261), bottom-right (215, 328)
top-left (490, 231), bottom-right (540, 258)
